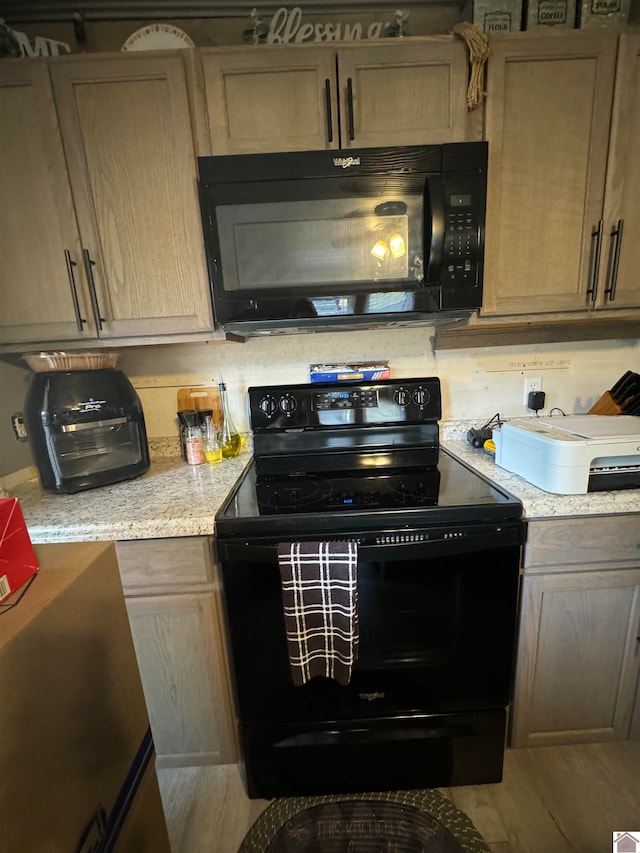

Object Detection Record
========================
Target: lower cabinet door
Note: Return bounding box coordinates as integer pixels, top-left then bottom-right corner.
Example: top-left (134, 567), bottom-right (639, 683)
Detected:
top-left (511, 568), bottom-right (640, 747)
top-left (125, 592), bottom-right (237, 768)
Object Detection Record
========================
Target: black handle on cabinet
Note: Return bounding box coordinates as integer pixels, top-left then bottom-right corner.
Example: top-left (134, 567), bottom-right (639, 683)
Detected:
top-left (82, 248), bottom-right (105, 331)
top-left (347, 77), bottom-right (355, 141)
top-left (586, 219), bottom-right (603, 304)
top-left (324, 78), bottom-right (333, 144)
top-left (604, 218), bottom-right (624, 302)
top-left (64, 249), bottom-right (87, 332)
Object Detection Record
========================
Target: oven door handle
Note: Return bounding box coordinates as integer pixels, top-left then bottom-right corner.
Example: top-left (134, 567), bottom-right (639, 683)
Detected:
top-left (217, 525), bottom-right (524, 563)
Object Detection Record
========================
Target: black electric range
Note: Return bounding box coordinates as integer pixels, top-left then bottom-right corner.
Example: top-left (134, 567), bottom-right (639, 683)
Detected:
top-left (216, 376), bottom-right (523, 541)
top-left (214, 377), bottom-right (526, 798)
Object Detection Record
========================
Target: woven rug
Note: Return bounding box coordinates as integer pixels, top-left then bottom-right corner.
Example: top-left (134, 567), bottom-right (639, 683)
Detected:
top-left (238, 789), bottom-right (490, 853)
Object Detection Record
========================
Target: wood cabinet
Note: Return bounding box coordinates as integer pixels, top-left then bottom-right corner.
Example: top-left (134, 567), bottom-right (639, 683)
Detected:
top-left (482, 32), bottom-right (640, 320)
top-left (0, 61), bottom-right (90, 344)
top-left (0, 52), bottom-right (214, 348)
top-left (115, 537), bottom-right (237, 769)
top-left (511, 515), bottom-right (640, 748)
top-left (598, 33), bottom-right (640, 312)
top-left (200, 37), bottom-right (473, 154)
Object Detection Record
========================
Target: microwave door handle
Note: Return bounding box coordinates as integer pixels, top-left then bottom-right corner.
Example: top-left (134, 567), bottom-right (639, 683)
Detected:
top-left (425, 175), bottom-right (445, 284)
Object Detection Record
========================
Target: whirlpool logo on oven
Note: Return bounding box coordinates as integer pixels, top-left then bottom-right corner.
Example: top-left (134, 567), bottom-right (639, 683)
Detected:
top-left (359, 691), bottom-right (385, 702)
top-left (333, 156), bottom-right (361, 168)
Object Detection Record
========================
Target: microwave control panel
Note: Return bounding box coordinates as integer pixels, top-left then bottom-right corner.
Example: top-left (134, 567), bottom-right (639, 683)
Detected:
top-left (441, 175), bottom-right (482, 286)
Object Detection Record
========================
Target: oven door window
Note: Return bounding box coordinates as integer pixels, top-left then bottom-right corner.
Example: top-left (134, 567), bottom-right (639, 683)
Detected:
top-left (221, 544), bottom-right (520, 727)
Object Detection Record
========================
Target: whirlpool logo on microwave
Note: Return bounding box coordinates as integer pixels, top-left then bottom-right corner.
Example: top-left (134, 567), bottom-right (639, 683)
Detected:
top-left (333, 156), bottom-right (361, 168)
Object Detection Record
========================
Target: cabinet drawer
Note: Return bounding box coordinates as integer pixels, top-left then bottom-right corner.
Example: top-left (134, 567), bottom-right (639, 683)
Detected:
top-left (115, 537), bottom-right (213, 592)
top-left (524, 515), bottom-right (640, 570)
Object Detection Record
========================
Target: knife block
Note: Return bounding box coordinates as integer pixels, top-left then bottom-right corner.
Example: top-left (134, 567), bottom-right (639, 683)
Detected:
top-left (587, 391), bottom-right (625, 415)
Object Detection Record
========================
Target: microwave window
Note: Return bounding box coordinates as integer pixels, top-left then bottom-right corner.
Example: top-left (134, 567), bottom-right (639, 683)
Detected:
top-left (216, 197), bottom-right (423, 291)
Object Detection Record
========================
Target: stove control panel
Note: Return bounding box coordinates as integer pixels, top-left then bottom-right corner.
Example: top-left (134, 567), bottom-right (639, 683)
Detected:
top-left (249, 377), bottom-right (441, 431)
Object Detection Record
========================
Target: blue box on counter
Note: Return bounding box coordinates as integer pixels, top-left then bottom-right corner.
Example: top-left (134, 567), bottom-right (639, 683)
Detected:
top-left (309, 363), bottom-right (390, 383)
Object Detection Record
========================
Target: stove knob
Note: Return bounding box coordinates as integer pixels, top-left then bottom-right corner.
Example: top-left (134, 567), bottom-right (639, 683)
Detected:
top-left (258, 395), bottom-right (277, 417)
top-left (412, 386), bottom-right (430, 407)
top-left (279, 394), bottom-right (298, 415)
top-left (394, 387), bottom-right (411, 407)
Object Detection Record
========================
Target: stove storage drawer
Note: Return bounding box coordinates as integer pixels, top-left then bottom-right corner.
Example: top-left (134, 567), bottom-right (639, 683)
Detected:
top-left (239, 710), bottom-right (507, 798)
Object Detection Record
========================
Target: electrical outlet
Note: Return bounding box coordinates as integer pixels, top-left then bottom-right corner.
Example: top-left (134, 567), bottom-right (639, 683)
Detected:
top-left (523, 377), bottom-right (542, 406)
top-left (11, 412), bottom-right (28, 442)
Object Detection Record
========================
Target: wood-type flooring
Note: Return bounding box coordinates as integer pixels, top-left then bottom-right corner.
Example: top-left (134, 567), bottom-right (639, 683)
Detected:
top-left (157, 741), bottom-right (640, 852)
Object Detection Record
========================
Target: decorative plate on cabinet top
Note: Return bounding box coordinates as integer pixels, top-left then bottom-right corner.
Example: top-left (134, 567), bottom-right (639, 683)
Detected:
top-left (122, 24), bottom-right (195, 51)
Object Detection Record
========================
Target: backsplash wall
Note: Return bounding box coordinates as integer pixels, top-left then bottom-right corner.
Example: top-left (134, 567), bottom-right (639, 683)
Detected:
top-left (116, 328), bottom-right (640, 438)
top-left (0, 330), bottom-right (637, 477)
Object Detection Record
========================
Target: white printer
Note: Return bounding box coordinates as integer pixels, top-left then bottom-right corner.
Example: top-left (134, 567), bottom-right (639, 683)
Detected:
top-left (493, 415), bottom-right (640, 494)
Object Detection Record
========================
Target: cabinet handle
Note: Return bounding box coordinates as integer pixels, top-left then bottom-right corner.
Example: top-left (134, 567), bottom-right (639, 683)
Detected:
top-left (64, 250), bottom-right (87, 332)
top-left (82, 248), bottom-right (105, 331)
top-left (324, 78), bottom-right (333, 144)
top-left (604, 218), bottom-right (624, 302)
top-left (347, 77), bottom-right (355, 141)
top-left (586, 219), bottom-right (603, 304)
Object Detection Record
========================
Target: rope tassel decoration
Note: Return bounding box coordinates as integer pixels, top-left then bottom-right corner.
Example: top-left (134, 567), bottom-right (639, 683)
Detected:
top-left (452, 22), bottom-right (490, 111)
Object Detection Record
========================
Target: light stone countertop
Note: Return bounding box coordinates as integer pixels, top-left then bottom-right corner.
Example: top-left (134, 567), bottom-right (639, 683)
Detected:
top-left (441, 421), bottom-right (640, 521)
top-left (10, 422), bottom-right (640, 545)
top-left (12, 450), bottom-right (251, 544)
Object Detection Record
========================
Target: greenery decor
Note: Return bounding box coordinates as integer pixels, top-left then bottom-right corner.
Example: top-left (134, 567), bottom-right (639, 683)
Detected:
top-left (384, 9), bottom-right (410, 37)
top-left (243, 8), bottom-right (269, 44)
top-left (0, 19), bottom-right (21, 57)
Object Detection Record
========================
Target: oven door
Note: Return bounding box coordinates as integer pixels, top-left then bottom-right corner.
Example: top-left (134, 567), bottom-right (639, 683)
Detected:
top-left (217, 521), bottom-right (522, 796)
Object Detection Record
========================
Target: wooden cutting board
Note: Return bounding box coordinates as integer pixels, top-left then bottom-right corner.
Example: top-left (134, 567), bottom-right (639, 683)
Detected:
top-left (177, 387), bottom-right (222, 428)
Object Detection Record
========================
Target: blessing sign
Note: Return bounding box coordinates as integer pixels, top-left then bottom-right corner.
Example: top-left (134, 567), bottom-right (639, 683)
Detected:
top-left (267, 6), bottom-right (387, 42)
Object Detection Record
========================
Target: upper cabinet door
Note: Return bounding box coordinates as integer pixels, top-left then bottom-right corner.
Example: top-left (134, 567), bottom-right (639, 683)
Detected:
top-left (337, 38), bottom-right (471, 148)
top-left (597, 34), bottom-right (640, 312)
top-left (201, 46), bottom-right (339, 154)
top-left (482, 34), bottom-right (617, 317)
top-left (49, 53), bottom-right (213, 339)
top-left (0, 61), bottom-right (95, 344)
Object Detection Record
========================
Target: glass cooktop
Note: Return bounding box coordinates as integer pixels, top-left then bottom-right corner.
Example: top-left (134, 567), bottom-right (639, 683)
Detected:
top-left (216, 448), bottom-right (523, 538)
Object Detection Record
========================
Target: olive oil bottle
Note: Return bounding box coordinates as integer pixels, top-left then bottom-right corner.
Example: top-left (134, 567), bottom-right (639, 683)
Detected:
top-left (219, 380), bottom-right (241, 458)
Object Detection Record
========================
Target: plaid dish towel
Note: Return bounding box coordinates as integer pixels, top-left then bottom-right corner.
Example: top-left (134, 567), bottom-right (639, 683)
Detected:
top-left (277, 541), bottom-right (359, 686)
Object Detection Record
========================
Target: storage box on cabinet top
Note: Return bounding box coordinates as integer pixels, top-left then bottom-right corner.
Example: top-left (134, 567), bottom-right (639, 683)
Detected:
top-left (577, 0), bottom-right (631, 28)
top-left (473, 0), bottom-right (524, 31)
top-left (525, 0), bottom-right (577, 29)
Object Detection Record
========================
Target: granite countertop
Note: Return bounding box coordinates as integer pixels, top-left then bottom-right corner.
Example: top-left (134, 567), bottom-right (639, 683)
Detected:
top-left (12, 449), bottom-right (251, 544)
top-left (441, 421), bottom-right (640, 520)
top-left (10, 422), bottom-right (640, 545)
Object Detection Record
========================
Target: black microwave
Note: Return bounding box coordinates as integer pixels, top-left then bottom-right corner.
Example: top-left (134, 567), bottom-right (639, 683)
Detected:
top-left (197, 142), bottom-right (488, 336)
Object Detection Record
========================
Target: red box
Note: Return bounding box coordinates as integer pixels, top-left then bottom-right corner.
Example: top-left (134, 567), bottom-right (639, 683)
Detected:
top-left (0, 498), bottom-right (39, 603)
